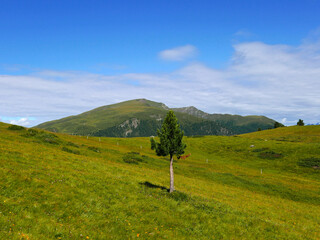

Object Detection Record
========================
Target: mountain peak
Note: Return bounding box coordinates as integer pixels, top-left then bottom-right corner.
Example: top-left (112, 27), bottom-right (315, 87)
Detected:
top-left (172, 106), bottom-right (209, 118)
top-left (131, 99), bottom-right (169, 110)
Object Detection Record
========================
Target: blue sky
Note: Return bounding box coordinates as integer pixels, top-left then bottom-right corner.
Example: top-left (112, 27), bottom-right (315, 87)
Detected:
top-left (1, 0), bottom-right (320, 126)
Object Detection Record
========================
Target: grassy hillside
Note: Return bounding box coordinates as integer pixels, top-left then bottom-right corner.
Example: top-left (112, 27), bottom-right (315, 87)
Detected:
top-left (1, 122), bottom-right (319, 239)
top-left (173, 106), bottom-right (276, 134)
top-left (242, 125), bottom-right (320, 143)
top-left (35, 99), bottom-right (170, 135)
top-left (36, 99), bottom-right (217, 137)
top-left (36, 99), bottom-right (275, 137)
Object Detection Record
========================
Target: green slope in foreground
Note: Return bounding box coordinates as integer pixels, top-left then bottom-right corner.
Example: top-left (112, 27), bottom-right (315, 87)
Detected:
top-left (0, 122), bottom-right (319, 239)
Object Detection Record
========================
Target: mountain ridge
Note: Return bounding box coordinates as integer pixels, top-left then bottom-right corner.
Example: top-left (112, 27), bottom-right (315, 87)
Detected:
top-left (35, 99), bottom-right (276, 137)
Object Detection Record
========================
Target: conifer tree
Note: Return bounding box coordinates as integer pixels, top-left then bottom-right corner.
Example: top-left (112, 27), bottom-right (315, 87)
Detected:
top-left (150, 110), bottom-right (186, 193)
top-left (274, 121), bottom-right (285, 128)
top-left (297, 119), bottom-right (305, 126)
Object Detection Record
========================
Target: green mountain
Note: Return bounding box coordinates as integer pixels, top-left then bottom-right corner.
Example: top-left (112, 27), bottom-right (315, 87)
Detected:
top-left (172, 106), bottom-right (276, 134)
top-left (1, 122), bottom-right (319, 239)
top-left (36, 99), bottom-right (275, 137)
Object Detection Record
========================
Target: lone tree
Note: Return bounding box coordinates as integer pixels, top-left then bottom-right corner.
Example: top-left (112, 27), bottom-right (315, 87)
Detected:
top-left (297, 119), bottom-right (305, 126)
top-left (150, 110), bottom-right (186, 193)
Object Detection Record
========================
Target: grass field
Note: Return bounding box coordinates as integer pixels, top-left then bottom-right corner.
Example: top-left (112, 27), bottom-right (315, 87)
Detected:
top-left (0, 122), bottom-right (319, 239)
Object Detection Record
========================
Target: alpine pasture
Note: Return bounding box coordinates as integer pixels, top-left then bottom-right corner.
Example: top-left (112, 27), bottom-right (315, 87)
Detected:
top-left (0, 122), bottom-right (319, 239)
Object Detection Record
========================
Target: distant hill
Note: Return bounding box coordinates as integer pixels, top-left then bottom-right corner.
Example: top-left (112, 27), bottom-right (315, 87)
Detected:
top-left (172, 106), bottom-right (275, 134)
top-left (35, 99), bottom-right (276, 137)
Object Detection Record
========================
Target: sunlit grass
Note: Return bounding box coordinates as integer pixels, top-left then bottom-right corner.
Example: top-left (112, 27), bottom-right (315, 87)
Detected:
top-left (0, 123), bottom-right (319, 239)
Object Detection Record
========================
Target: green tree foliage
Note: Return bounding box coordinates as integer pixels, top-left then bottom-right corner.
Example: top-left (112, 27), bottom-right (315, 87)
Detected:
top-left (297, 119), bottom-right (305, 126)
top-left (150, 110), bottom-right (186, 192)
top-left (274, 121), bottom-right (285, 128)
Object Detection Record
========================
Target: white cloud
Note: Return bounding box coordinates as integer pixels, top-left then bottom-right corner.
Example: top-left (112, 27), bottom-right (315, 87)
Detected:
top-left (1, 37), bottom-right (320, 126)
top-left (159, 45), bottom-right (198, 61)
top-left (233, 29), bottom-right (256, 39)
top-left (281, 118), bottom-right (287, 124)
top-left (9, 118), bottom-right (31, 126)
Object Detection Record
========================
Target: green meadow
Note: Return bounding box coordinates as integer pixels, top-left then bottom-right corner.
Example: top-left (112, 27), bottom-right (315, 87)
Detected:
top-left (0, 122), bottom-right (319, 239)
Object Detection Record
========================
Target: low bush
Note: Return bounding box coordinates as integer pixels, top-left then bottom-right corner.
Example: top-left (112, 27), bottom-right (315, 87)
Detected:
top-left (8, 125), bottom-right (25, 131)
top-left (252, 147), bottom-right (269, 152)
top-left (62, 146), bottom-right (80, 155)
top-left (88, 146), bottom-right (100, 153)
top-left (22, 128), bottom-right (39, 137)
top-left (298, 157), bottom-right (320, 169)
top-left (21, 128), bottom-right (60, 144)
top-left (123, 152), bottom-right (145, 164)
top-left (42, 137), bottom-right (59, 144)
top-left (258, 151), bottom-right (283, 159)
top-left (66, 141), bottom-right (80, 148)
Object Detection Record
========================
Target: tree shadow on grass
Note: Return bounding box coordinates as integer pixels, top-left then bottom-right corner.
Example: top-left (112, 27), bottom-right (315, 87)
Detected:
top-left (139, 181), bottom-right (169, 192)
top-left (139, 181), bottom-right (193, 202)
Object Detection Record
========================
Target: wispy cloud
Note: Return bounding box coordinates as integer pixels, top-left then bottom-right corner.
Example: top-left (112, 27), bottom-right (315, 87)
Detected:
top-left (10, 117), bottom-right (31, 126)
top-left (233, 29), bottom-right (255, 38)
top-left (1, 37), bottom-right (320, 126)
top-left (158, 45), bottom-right (198, 61)
top-left (0, 116), bottom-right (35, 126)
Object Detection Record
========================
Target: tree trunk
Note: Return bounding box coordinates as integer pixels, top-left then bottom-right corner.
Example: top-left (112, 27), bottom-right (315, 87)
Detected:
top-left (169, 155), bottom-right (175, 193)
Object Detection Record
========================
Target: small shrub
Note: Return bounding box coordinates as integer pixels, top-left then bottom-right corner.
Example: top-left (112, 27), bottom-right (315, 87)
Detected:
top-left (123, 152), bottom-right (145, 164)
top-left (298, 157), bottom-right (320, 169)
top-left (62, 147), bottom-right (80, 155)
top-left (252, 147), bottom-right (269, 152)
top-left (38, 132), bottom-right (60, 144)
top-left (8, 125), bottom-right (25, 131)
top-left (258, 151), bottom-right (283, 159)
top-left (88, 146), bottom-right (100, 153)
top-left (21, 128), bottom-right (60, 144)
top-left (66, 141), bottom-right (80, 148)
top-left (22, 128), bottom-right (39, 137)
top-left (276, 137), bottom-right (288, 142)
top-left (43, 137), bottom-right (59, 144)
